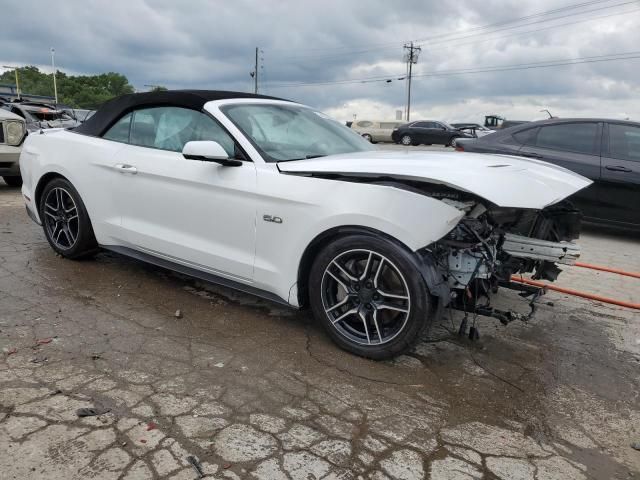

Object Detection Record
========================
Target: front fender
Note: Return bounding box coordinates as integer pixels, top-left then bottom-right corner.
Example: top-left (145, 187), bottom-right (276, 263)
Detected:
top-left (252, 171), bottom-right (464, 306)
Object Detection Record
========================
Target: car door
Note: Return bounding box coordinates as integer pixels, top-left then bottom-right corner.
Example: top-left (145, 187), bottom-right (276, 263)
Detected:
top-left (517, 122), bottom-right (602, 219)
top-left (598, 122), bottom-right (640, 227)
top-left (111, 106), bottom-right (257, 282)
top-left (433, 122), bottom-right (451, 144)
top-left (410, 122), bottom-right (431, 143)
top-left (369, 122), bottom-right (382, 142)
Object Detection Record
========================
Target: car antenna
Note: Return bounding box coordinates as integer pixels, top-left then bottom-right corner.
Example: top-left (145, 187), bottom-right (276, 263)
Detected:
top-left (540, 109), bottom-right (553, 119)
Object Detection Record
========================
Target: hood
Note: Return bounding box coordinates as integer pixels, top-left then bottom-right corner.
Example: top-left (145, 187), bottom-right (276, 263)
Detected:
top-left (278, 150), bottom-right (592, 210)
top-left (0, 109), bottom-right (24, 122)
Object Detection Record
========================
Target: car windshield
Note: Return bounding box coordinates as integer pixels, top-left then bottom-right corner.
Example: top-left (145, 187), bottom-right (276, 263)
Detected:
top-left (221, 103), bottom-right (373, 162)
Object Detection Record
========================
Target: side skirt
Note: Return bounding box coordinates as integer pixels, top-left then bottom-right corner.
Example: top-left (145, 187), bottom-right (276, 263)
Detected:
top-left (101, 245), bottom-right (294, 309)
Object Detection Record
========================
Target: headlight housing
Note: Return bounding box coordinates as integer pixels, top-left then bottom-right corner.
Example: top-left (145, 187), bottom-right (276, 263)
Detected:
top-left (5, 120), bottom-right (26, 146)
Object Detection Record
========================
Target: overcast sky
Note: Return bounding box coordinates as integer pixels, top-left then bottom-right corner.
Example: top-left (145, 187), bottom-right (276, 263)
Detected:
top-left (2, 0), bottom-right (639, 122)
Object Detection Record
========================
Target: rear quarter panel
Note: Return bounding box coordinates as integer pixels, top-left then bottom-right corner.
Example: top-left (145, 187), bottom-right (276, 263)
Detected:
top-left (20, 130), bottom-right (127, 245)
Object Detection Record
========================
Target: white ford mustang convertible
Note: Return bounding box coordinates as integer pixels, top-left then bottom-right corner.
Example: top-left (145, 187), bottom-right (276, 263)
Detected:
top-left (19, 90), bottom-right (591, 359)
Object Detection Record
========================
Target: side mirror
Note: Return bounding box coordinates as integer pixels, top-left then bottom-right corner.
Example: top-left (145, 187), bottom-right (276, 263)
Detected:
top-left (182, 141), bottom-right (242, 167)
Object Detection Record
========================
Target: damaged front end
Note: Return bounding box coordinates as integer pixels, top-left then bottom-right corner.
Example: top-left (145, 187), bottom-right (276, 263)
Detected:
top-left (420, 192), bottom-right (582, 331)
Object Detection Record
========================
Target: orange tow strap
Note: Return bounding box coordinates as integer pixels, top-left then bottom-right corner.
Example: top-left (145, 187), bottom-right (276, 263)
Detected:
top-left (573, 262), bottom-right (640, 279)
top-left (510, 275), bottom-right (640, 310)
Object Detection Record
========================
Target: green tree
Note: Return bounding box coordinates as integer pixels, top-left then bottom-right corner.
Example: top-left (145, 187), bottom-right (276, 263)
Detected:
top-left (0, 66), bottom-right (134, 109)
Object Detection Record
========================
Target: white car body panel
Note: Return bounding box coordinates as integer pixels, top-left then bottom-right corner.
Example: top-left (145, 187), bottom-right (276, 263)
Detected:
top-left (19, 98), bottom-right (591, 308)
top-left (278, 150), bottom-right (592, 210)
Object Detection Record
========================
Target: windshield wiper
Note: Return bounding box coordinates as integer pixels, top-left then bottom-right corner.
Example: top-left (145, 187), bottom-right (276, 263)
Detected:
top-left (278, 154), bottom-right (327, 162)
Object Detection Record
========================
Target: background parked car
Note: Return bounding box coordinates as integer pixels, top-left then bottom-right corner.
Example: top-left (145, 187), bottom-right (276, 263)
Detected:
top-left (1, 102), bottom-right (80, 131)
top-left (0, 108), bottom-right (27, 186)
top-left (450, 123), bottom-right (496, 138)
top-left (351, 120), bottom-right (405, 143)
top-left (456, 118), bottom-right (640, 231)
top-left (391, 120), bottom-right (473, 146)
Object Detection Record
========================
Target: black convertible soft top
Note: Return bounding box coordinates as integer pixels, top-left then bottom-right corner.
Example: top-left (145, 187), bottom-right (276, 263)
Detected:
top-left (74, 90), bottom-right (287, 137)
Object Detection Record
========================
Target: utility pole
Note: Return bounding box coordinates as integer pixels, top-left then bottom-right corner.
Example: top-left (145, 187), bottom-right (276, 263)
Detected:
top-left (403, 42), bottom-right (421, 121)
top-left (51, 48), bottom-right (58, 105)
top-left (3, 65), bottom-right (21, 100)
top-left (254, 47), bottom-right (259, 94)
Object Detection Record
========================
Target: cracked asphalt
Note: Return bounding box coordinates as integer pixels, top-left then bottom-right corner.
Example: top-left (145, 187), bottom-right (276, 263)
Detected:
top-left (1, 179), bottom-right (639, 479)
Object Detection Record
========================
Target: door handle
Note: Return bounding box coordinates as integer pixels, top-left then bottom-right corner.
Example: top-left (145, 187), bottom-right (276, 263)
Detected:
top-left (605, 165), bottom-right (632, 173)
top-left (113, 164), bottom-right (138, 174)
top-left (520, 152), bottom-right (542, 159)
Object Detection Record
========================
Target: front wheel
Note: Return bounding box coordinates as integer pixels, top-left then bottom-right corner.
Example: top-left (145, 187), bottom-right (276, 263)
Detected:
top-left (400, 134), bottom-right (413, 146)
top-left (447, 136), bottom-right (459, 147)
top-left (362, 133), bottom-right (373, 143)
top-left (309, 234), bottom-right (434, 359)
top-left (39, 178), bottom-right (99, 259)
top-left (2, 176), bottom-right (22, 187)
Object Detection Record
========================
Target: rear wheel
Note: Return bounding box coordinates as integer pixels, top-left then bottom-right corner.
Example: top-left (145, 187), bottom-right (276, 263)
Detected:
top-left (309, 234), bottom-right (433, 359)
top-left (2, 176), bottom-right (22, 187)
top-left (39, 178), bottom-right (98, 259)
top-left (362, 133), bottom-right (373, 143)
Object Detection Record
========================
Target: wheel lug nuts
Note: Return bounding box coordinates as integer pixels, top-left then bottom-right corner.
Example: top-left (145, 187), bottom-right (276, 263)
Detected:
top-left (366, 282), bottom-right (373, 288)
top-left (366, 304), bottom-right (372, 310)
top-left (354, 285), bottom-right (360, 291)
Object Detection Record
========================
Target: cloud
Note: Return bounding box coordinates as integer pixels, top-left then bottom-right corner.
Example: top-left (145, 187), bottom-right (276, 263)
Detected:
top-left (1, 0), bottom-right (639, 121)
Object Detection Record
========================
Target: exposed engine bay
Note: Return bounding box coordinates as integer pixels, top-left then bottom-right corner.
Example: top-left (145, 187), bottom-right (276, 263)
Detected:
top-left (421, 185), bottom-right (582, 332)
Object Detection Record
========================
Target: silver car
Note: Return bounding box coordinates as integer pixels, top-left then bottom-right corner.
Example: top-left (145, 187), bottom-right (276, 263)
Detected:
top-left (351, 120), bottom-right (405, 143)
top-left (0, 108), bottom-right (27, 186)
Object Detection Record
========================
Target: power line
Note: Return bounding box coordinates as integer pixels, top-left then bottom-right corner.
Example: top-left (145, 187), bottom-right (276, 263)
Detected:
top-left (267, 0), bottom-right (627, 63)
top-left (421, 7), bottom-right (640, 52)
top-left (413, 0), bottom-right (615, 41)
top-left (413, 52), bottom-right (640, 78)
top-left (269, 0), bottom-right (616, 57)
top-left (264, 51), bottom-right (640, 88)
top-left (413, 0), bottom-right (636, 46)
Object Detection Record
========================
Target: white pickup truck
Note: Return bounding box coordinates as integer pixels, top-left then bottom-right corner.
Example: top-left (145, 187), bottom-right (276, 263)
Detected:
top-left (0, 108), bottom-right (27, 186)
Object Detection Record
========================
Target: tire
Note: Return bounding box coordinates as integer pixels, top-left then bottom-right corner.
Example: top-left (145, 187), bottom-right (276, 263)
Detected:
top-left (447, 136), bottom-right (459, 147)
top-left (39, 178), bottom-right (99, 259)
top-left (2, 176), bottom-right (22, 187)
top-left (400, 134), bottom-right (413, 146)
top-left (308, 234), bottom-right (434, 359)
top-left (362, 133), bottom-right (373, 143)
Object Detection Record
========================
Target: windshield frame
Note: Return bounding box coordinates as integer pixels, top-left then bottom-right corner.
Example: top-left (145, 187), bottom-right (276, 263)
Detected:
top-left (219, 102), bottom-right (374, 163)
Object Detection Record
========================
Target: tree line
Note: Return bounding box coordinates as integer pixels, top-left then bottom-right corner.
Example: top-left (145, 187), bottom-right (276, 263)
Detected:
top-left (0, 66), bottom-right (136, 109)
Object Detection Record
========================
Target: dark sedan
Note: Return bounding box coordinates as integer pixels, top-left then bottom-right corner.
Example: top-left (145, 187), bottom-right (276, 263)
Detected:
top-left (391, 120), bottom-right (472, 146)
top-left (456, 118), bottom-right (640, 231)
